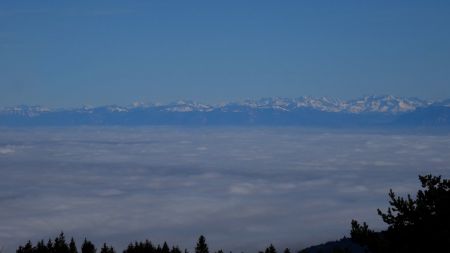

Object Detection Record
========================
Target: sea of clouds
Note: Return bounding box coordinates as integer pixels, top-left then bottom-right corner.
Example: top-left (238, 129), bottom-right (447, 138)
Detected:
top-left (0, 127), bottom-right (449, 252)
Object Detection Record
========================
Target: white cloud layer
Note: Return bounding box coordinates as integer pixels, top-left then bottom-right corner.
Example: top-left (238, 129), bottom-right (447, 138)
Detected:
top-left (0, 127), bottom-right (449, 252)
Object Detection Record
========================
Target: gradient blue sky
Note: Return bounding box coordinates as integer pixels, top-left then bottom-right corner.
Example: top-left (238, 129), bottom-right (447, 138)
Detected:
top-left (1, 1), bottom-right (450, 107)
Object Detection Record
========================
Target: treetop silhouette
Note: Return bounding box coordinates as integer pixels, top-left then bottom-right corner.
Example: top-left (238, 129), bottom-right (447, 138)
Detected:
top-left (351, 174), bottom-right (450, 253)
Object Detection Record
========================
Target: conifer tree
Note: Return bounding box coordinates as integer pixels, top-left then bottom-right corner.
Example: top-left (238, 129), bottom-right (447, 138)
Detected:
top-left (100, 243), bottom-right (115, 253)
top-left (100, 244), bottom-right (108, 253)
top-left (161, 242), bottom-right (170, 253)
top-left (81, 239), bottom-right (96, 253)
top-left (19, 241), bottom-right (33, 253)
top-left (351, 174), bottom-right (450, 253)
top-left (47, 239), bottom-right (54, 253)
top-left (54, 232), bottom-right (69, 253)
top-left (171, 246), bottom-right (182, 253)
top-left (264, 244), bottom-right (276, 253)
top-left (69, 238), bottom-right (78, 253)
top-left (25, 241), bottom-right (33, 253)
top-left (123, 243), bottom-right (133, 253)
top-left (35, 240), bottom-right (47, 253)
top-left (144, 240), bottom-right (155, 253)
top-left (195, 236), bottom-right (208, 253)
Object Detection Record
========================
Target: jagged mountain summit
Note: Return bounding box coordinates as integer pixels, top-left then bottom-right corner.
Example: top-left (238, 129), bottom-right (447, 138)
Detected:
top-left (232, 95), bottom-right (430, 113)
top-left (0, 95), bottom-right (434, 115)
top-left (0, 95), bottom-right (449, 127)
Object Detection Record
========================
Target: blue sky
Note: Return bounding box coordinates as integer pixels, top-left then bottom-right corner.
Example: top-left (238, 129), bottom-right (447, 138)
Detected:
top-left (1, 1), bottom-right (450, 107)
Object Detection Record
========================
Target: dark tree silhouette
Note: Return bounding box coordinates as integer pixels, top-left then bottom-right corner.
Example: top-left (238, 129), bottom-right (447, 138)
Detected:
top-left (124, 240), bottom-right (157, 253)
top-left (195, 236), bottom-right (208, 253)
top-left (145, 240), bottom-right (156, 253)
top-left (161, 242), bottom-right (170, 253)
top-left (35, 240), bottom-right (47, 253)
top-left (69, 238), bottom-right (78, 253)
top-left (16, 235), bottom-right (217, 253)
top-left (264, 244), bottom-right (276, 253)
top-left (100, 243), bottom-right (115, 253)
top-left (351, 174), bottom-right (450, 253)
top-left (350, 220), bottom-right (383, 252)
top-left (54, 232), bottom-right (70, 253)
top-left (16, 240), bottom-right (32, 253)
top-left (46, 239), bottom-right (53, 253)
top-left (81, 239), bottom-right (96, 253)
top-left (171, 246), bottom-right (182, 253)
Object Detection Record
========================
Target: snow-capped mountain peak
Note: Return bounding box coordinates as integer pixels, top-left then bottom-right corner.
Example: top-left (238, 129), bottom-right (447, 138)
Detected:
top-left (343, 95), bottom-right (428, 113)
top-left (1, 96), bottom-right (449, 127)
top-left (0, 95), bottom-right (441, 116)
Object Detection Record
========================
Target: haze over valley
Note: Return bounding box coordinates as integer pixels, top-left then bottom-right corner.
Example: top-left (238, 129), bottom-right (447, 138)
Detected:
top-left (1, 127), bottom-right (449, 252)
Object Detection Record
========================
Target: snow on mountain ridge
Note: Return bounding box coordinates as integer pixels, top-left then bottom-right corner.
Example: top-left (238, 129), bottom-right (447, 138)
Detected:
top-left (164, 100), bottom-right (214, 112)
top-left (0, 105), bottom-right (51, 117)
top-left (0, 96), bottom-right (439, 115)
top-left (343, 95), bottom-right (428, 113)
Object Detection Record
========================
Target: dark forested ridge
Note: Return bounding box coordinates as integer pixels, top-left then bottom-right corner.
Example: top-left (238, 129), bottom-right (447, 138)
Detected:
top-left (12, 174), bottom-right (450, 253)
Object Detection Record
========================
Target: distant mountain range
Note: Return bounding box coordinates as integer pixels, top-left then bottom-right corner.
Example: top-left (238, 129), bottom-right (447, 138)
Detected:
top-left (1, 95), bottom-right (450, 127)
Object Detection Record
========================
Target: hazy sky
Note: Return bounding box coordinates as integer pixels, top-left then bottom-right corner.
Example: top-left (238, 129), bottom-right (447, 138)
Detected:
top-left (1, 1), bottom-right (450, 107)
